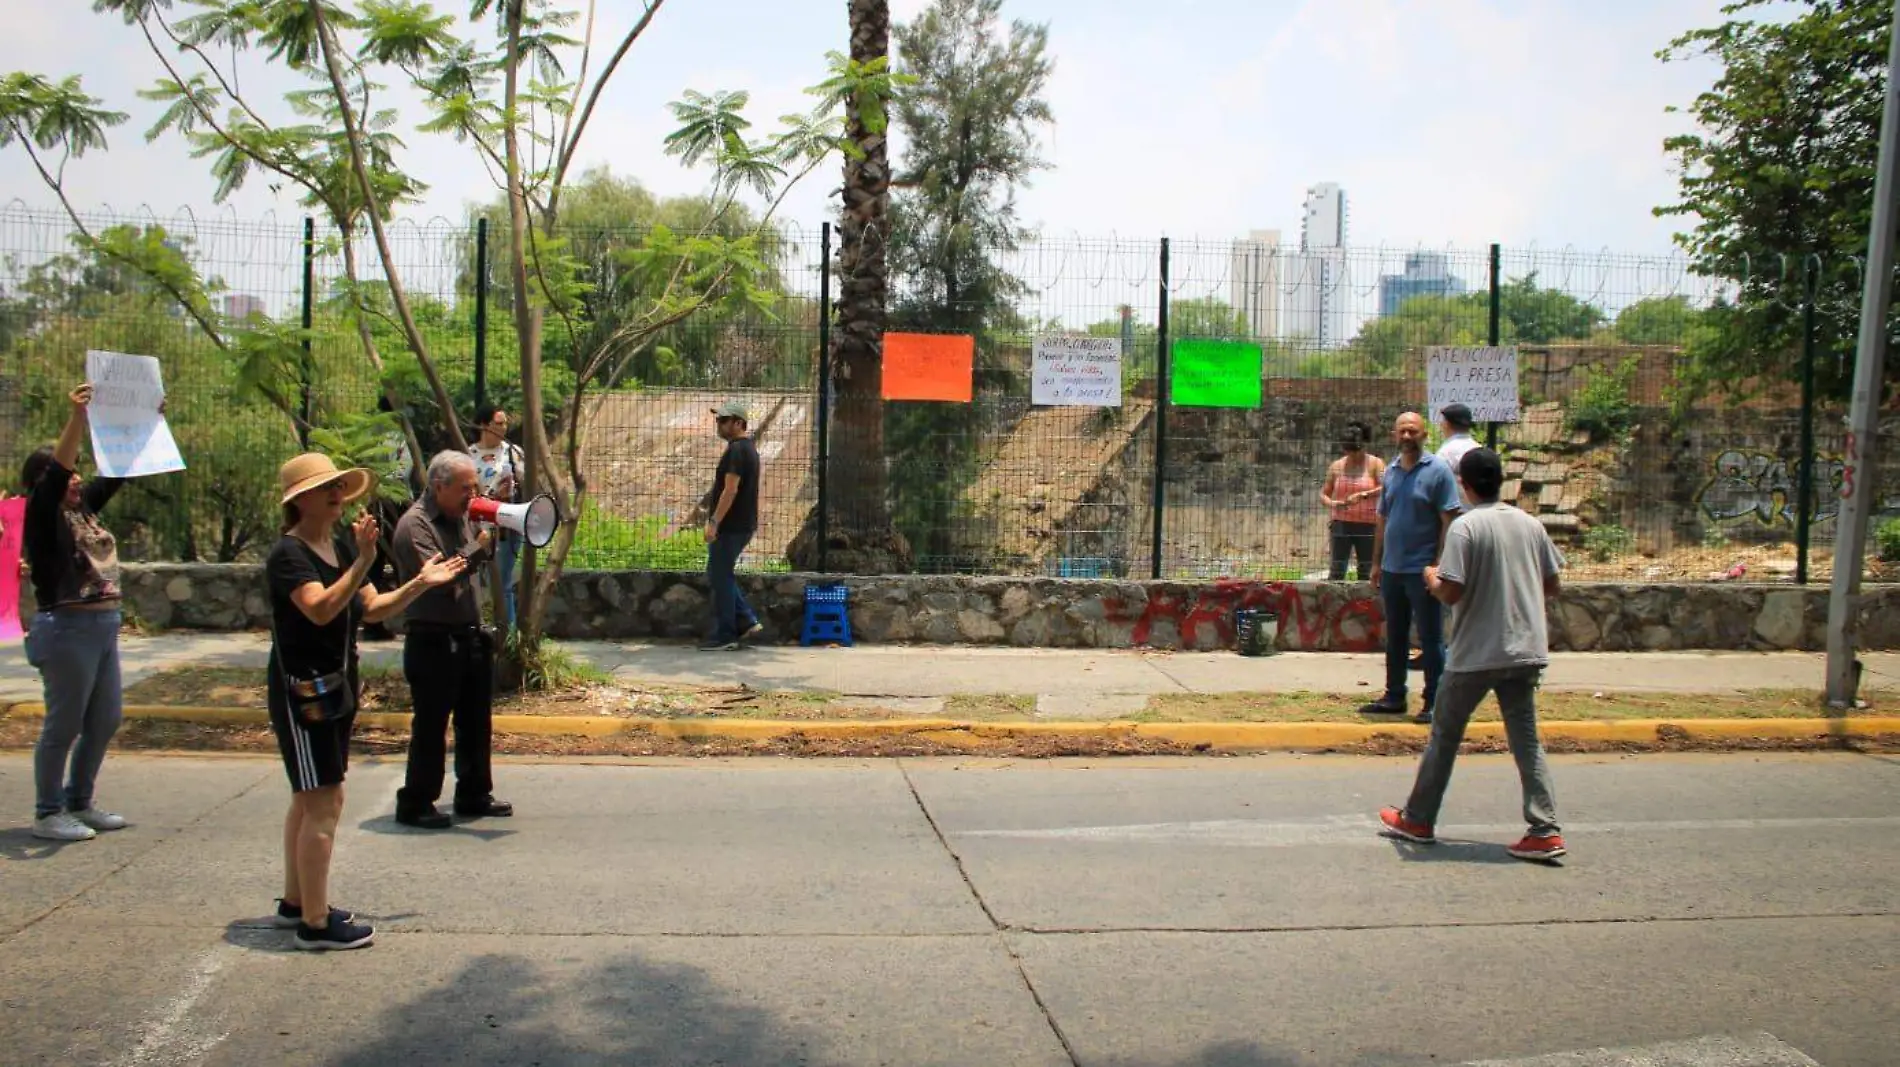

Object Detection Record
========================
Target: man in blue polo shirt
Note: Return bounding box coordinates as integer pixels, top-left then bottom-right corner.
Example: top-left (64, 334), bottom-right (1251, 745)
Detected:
top-left (1361, 411), bottom-right (1461, 721)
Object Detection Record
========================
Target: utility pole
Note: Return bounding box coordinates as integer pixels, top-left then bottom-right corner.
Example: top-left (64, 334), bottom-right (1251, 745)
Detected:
top-left (1826, 0), bottom-right (1900, 707)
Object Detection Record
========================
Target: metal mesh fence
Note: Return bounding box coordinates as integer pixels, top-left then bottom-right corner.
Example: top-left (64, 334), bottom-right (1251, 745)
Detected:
top-left (1, 202), bottom-right (1889, 583)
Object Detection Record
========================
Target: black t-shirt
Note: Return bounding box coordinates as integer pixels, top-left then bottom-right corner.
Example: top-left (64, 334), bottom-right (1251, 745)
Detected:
top-left (709, 436), bottom-right (761, 535)
top-left (265, 534), bottom-right (360, 681)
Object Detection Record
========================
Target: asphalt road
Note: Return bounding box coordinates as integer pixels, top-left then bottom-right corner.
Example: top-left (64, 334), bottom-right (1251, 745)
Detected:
top-left (1, 751), bottom-right (1895, 1066)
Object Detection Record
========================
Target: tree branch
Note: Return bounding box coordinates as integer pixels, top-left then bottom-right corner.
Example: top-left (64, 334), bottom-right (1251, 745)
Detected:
top-left (308, 0), bottom-right (468, 452)
top-left (548, 0), bottom-right (665, 220)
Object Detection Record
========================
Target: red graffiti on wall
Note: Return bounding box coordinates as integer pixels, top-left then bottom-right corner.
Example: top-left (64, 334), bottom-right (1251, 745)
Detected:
top-left (1103, 580), bottom-right (1384, 652)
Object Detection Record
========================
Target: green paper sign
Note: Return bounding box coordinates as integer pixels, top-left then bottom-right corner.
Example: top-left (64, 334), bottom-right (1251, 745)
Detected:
top-left (1170, 339), bottom-right (1263, 408)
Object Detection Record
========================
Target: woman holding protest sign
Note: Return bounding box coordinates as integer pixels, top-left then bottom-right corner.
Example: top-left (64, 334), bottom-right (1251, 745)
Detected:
top-left (19, 383), bottom-right (150, 842)
top-left (266, 453), bottom-right (465, 950)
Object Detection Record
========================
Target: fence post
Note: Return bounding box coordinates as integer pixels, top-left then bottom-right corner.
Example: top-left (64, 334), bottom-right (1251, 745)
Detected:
top-left (816, 221), bottom-right (833, 574)
top-left (299, 217), bottom-right (315, 448)
top-left (473, 217), bottom-right (489, 415)
top-left (1796, 257), bottom-right (1819, 585)
top-left (1151, 237), bottom-right (1171, 581)
top-left (1484, 242), bottom-right (1501, 449)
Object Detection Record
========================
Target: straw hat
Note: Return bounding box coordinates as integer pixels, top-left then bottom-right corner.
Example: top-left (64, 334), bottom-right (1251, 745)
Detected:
top-left (278, 453), bottom-right (373, 506)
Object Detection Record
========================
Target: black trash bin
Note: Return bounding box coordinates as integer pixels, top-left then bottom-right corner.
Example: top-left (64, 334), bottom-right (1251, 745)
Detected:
top-left (1234, 609), bottom-right (1279, 656)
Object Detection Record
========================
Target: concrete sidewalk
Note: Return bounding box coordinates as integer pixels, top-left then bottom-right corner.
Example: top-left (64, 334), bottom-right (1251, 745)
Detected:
top-left (3, 631), bottom-right (1894, 709)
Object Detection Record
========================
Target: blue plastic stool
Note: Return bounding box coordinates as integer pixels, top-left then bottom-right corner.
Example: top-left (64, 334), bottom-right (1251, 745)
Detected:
top-left (799, 583), bottom-right (853, 647)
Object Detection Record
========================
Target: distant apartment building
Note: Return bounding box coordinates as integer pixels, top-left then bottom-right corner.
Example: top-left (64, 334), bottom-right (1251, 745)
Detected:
top-left (1377, 252), bottom-right (1466, 317)
top-left (1283, 183), bottom-right (1347, 347)
top-left (1228, 229), bottom-right (1282, 340)
top-left (221, 294), bottom-right (267, 320)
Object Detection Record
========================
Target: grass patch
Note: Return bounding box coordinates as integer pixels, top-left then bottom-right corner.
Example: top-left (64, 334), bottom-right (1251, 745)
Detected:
top-left (943, 694), bottom-right (1037, 721)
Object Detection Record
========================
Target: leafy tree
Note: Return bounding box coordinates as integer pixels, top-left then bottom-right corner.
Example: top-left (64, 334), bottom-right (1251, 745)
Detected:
top-left (1614, 294), bottom-right (1707, 346)
top-left (1168, 297), bottom-right (1249, 340)
top-left (12, 0), bottom-right (893, 679)
top-left (872, 0), bottom-right (1052, 570)
top-left (1657, 0), bottom-right (1892, 398)
top-left (1341, 275), bottom-right (1606, 374)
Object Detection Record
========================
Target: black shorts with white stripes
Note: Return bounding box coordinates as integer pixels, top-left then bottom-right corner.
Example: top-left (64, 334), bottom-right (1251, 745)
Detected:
top-left (268, 679), bottom-right (355, 792)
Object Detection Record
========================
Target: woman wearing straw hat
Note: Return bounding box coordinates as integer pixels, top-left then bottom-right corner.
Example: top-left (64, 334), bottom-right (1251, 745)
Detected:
top-left (267, 453), bottom-right (466, 951)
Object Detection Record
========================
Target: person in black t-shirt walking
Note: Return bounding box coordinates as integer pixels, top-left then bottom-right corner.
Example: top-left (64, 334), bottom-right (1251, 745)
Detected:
top-left (266, 453), bottom-right (465, 950)
top-left (700, 399), bottom-right (762, 651)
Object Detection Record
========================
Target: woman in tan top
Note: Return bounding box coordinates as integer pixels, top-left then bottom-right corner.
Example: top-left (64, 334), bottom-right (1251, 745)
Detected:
top-left (1321, 421), bottom-right (1385, 580)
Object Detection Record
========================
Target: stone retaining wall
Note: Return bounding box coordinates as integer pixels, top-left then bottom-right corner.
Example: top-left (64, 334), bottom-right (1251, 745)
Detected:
top-left (118, 564), bottom-right (1900, 652)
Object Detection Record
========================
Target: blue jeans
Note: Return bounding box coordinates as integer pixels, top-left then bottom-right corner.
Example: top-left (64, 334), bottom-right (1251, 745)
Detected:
top-left (705, 529), bottom-right (758, 642)
top-left (24, 609), bottom-right (123, 818)
top-left (495, 532), bottom-right (520, 631)
top-left (1381, 573), bottom-right (1444, 711)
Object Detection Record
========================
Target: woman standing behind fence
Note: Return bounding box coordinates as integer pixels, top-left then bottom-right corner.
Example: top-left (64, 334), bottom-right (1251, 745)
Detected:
top-left (1322, 422), bottom-right (1384, 581)
top-left (267, 453), bottom-right (465, 950)
top-left (20, 384), bottom-right (151, 842)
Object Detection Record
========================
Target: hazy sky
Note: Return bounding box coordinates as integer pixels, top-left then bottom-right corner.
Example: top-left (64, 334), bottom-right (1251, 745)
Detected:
top-left (0, 0), bottom-right (1730, 256)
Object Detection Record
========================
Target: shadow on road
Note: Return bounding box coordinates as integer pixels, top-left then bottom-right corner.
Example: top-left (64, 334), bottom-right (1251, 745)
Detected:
top-left (0, 826), bottom-right (84, 861)
top-left (323, 950), bottom-right (851, 1067)
top-left (1384, 837), bottom-right (1527, 866)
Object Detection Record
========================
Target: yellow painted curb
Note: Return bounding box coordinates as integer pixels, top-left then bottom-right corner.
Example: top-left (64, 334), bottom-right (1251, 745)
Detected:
top-left (6, 705), bottom-right (1896, 750)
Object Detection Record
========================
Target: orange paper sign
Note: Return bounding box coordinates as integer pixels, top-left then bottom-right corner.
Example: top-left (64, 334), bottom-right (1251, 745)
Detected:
top-left (882, 332), bottom-right (974, 402)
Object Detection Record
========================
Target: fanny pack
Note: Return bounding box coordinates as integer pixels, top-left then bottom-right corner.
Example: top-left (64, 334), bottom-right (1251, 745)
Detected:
top-left (284, 667), bottom-right (356, 725)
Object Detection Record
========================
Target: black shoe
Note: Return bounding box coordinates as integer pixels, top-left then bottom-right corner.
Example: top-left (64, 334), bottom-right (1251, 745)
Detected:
top-left (698, 639), bottom-right (740, 651)
top-left (1411, 710), bottom-right (1434, 725)
top-left (273, 899), bottom-right (355, 929)
top-left (294, 917), bottom-right (375, 951)
top-left (1357, 701), bottom-right (1407, 715)
top-left (395, 806), bottom-right (452, 830)
top-left (453, 796), bottom-right (514, 818)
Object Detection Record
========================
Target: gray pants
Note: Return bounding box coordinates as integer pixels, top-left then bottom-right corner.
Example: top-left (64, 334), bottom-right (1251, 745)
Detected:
top-left (25, 609), bottom-right (124, 818)
top-left (1403, 664), bottom-right (1560, 837)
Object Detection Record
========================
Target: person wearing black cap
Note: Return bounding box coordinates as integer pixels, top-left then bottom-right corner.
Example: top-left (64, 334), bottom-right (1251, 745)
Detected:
top-left (1435, 402), bottom-right (1479, 473)
top-left (700, 399), bottom-right (762, 651)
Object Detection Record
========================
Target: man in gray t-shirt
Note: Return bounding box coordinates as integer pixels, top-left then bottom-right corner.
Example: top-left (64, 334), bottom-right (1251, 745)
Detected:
top-left (1377, 447), bottom-right (1570, 863)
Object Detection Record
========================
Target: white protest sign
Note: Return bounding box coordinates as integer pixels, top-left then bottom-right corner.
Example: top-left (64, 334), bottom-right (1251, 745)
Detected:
top-left (1426, 345), bottom-right (1520, 424)
top-left (84, 350), bottom-right (187, 478)
top-left (1031, 335), bottom-right (1122, 407)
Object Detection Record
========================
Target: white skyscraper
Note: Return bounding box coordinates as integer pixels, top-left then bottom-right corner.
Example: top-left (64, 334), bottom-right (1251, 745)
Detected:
top-left (1284, 183), bottom-right (1348, 346)
top-left (1228, 229), bottom-right (1282, 340)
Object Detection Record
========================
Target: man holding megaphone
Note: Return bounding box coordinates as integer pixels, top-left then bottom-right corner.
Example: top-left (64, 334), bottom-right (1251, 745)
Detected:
top-left (389, 451), bottom-right (514, 830)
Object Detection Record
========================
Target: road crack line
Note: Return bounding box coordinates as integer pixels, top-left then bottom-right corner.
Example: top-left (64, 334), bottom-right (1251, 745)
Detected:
top-left (899, 759), bottom-right (1083, 1067)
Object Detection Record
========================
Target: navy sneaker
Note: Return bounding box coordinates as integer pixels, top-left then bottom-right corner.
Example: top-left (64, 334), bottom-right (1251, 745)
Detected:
top-left (294, 917), bottom-right (375, 951)
top-left (273, 899), bottom-right (355, 929)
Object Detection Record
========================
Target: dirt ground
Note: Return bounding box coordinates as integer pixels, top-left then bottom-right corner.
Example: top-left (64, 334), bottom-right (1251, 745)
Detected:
top-left (0, 664), bottom-right (1881, 758)
top-left (1562, 542), bottom-right (1896, 583)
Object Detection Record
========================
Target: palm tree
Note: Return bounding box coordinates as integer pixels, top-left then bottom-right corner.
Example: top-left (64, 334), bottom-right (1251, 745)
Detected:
top-left (789, 0), bottom-right (914, 572)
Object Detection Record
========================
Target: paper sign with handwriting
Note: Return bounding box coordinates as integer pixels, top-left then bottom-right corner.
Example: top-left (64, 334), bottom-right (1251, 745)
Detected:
top-left (85, 350), bottom-right (186, 478)
top-left (1170, 339), bottom-right (1262, 408)
top-left (1427, 346), bottom-right (1520, 423)
top-left (1032, 335), bottom-right (1122, 407)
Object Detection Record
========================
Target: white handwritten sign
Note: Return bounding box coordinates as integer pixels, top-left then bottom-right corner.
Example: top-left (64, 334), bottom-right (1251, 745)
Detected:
top-left (1426, 346), bottom-right (1520, 424)
top-left (1031, 335), bottom-right (1122, 407)
top-left (84, 350), bottom-right (186, 478)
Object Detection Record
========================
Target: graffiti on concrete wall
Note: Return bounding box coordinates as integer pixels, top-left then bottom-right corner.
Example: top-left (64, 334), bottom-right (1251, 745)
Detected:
top-left (1103, 579), bottom-right (1384, 652)
top-left (1697, 451), bottom-right (1846, 525)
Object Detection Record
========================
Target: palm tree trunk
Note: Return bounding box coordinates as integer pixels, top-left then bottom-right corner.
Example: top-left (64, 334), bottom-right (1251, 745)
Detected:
top-left (788, 0), bottom-right (913, 573)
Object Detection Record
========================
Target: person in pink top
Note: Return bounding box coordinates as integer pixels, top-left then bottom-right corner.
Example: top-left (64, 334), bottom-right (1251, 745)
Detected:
top-left (1320, 421), bottom-right (1385, 580)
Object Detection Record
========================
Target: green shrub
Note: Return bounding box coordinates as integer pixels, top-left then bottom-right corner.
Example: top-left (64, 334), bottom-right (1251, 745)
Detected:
top-left (566, 503), bottom-right (709, 572)
top-left (1582, 523), bottom-right (1634, 563)
top-left (1877, 518), bottom-right (1900, 563)
top-left (1567, 356), bottom-right (1640, 442)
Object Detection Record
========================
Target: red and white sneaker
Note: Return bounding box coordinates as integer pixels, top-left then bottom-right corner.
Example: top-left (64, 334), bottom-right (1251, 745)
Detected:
top-left (1507, 834), bottom-right (1567, 862)
top-left (1378, 806), bottom-right (1435, 844)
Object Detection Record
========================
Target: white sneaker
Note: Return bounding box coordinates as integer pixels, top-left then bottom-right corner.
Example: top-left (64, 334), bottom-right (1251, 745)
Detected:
top-left (32, 812), bottom-right (97, 841)
top-left (72, 808), bottom-right (127, 832)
